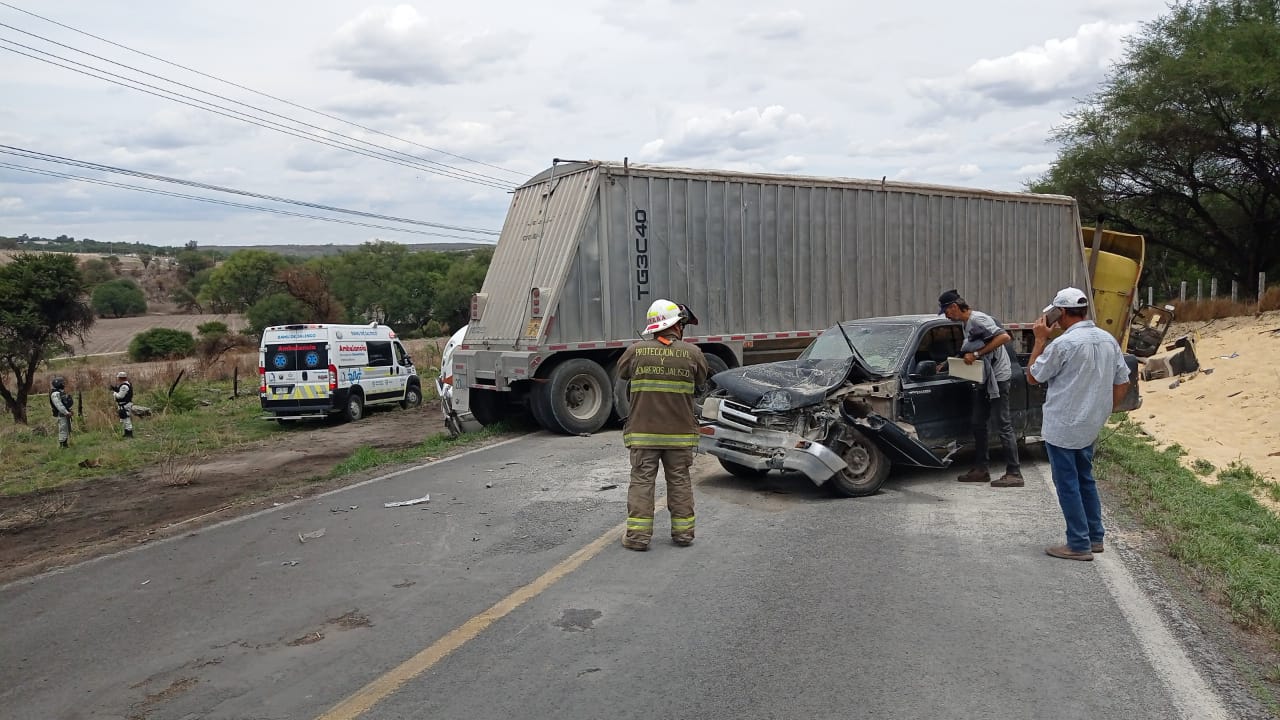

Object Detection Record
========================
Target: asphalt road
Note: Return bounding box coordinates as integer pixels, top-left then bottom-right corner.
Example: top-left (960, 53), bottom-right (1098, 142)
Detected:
top-left (0, 431), bottom-right (1248, 719)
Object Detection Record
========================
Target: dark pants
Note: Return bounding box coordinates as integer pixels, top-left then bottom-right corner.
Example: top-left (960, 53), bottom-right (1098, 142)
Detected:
top-left (1046, 443), bottom-right (1104, 552)
top-left (972, 380), bottom-right (1019, 475)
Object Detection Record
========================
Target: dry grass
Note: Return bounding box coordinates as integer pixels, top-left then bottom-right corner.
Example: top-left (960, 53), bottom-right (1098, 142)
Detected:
top-left (1168, 286), bottom-right (1280, 322)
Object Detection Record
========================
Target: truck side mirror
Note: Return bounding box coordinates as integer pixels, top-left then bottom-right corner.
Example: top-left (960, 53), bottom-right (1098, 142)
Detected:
top-left (911, 360), bottom-right (938, 378)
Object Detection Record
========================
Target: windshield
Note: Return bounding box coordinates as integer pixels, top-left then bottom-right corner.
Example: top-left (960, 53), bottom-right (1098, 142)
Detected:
top-left (798, 323), bottom-right (915, 375)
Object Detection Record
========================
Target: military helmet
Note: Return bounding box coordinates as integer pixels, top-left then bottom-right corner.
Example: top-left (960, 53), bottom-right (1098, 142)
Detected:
top-left (52, 376), bottom-right (66, 390)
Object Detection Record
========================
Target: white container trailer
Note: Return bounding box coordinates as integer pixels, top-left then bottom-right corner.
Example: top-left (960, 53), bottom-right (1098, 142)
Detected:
top-left (450, 160), bottom-right (1089, 434)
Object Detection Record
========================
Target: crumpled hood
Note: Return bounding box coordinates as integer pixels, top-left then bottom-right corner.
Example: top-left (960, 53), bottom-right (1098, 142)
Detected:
top-left (712, 358), bottom-right (866, 411)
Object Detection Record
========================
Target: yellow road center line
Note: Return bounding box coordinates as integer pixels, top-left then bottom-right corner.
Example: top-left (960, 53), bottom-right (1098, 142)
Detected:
top-left (316, 495), bottom-right (670, 720)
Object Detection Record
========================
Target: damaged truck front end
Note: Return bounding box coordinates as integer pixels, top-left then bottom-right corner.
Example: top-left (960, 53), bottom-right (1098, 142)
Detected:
top-left (698, 320), bottom-right (951, 497)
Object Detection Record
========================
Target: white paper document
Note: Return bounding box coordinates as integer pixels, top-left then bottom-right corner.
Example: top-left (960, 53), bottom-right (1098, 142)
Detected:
top-left (947, 357), bottom-right (985, 383)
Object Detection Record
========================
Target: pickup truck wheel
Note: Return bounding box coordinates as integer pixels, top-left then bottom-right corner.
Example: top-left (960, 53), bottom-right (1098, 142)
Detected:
top-left (545, 359), bottom-right (612, 435)
top-left (718, 458), bottom-right (768, 479)
top-left (343, 391), bottom-right (365, 422)
top-left (829, 431), bottom-right (890, 497)
top-left (699, 353), bottom-right (730, 404)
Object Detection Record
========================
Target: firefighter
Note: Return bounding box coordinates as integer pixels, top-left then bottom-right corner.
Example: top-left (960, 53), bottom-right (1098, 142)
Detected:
top-left (111, 371), bottom-right (134, 438)
top-left (50, 376), bottom-right (73, 448)
top-left (617, 299), bottom-right (710, 550)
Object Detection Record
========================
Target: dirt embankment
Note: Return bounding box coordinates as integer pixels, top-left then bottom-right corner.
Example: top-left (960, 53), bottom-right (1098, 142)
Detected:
top-left (1135, 310), bottom-right (1280, 484)
top-left (0, 405), bottom-right (450, 585)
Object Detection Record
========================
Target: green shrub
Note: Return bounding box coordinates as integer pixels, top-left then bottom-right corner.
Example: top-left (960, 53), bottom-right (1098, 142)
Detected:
top-left (91, 279), bottom-right (147, 318)
top-left (129, 328), bottom-right (196, 361)
top-left (246, 293), bottom-right (307, 337)
top-left (143, 384), bottom-right (198, 414)
top-left (197, 320), bottom-right (229, 337)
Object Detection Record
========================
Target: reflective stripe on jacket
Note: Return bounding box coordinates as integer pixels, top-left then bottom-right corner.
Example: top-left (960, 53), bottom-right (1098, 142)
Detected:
top-left (618, 334), bottom-right (709, 449)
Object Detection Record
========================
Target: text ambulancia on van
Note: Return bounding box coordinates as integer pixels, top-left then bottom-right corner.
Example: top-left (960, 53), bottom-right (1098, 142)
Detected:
top-left (259, 323), bottom-right (422, 422)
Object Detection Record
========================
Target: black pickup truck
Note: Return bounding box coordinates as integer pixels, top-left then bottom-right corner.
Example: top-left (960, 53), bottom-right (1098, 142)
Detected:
top-left (697, 314), bottom-right (1143, 497)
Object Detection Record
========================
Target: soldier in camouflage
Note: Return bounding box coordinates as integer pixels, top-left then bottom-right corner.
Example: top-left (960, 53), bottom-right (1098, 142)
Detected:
top-left (50, 376), bottom-right (73, 448)
top-left (618, 299), bottom-right (710, 550)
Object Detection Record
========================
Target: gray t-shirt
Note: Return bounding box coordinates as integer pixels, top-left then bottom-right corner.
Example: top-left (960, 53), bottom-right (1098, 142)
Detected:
top-left (963, 310), bottom-right (1011, 382)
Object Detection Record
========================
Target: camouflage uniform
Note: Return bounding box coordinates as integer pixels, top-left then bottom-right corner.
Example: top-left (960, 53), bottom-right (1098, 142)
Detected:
top-left (618, 331), bottom-right (709, 548)
top-left (50, 386), bottom-right (73, 447)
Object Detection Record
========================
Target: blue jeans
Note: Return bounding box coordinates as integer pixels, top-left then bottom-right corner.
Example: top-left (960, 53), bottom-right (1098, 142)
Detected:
top-left (1045, 443), bottom-right (1104, 552)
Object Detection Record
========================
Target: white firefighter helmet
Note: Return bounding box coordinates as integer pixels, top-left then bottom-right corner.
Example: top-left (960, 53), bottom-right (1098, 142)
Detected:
top-left (643, 299), bottom-right (682, 336)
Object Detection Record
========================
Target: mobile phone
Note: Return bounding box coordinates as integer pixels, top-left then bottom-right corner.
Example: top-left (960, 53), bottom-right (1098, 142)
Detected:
top-left (1045, 307), bottom-right (1064, 327)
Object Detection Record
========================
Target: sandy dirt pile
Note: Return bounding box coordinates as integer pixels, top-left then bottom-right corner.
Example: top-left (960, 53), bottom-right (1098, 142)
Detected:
top-left (1134, 310), bottom-right (1280, 483)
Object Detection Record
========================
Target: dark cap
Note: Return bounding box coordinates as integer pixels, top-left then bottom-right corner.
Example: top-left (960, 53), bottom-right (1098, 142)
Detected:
top-left (937, 289), bottom-right (963, 314)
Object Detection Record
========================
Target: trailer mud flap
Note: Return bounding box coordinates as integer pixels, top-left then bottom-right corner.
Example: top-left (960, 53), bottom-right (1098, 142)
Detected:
top-left (856, 413), bottom-right (949, 469)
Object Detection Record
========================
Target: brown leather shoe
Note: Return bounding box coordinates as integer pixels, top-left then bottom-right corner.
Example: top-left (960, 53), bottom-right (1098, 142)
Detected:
top-left (1046, 544), bottom-right (1094, 561)
top-left (991, 472), bottom-right (1024, 487)
top-left (1091, 542), bottom-right (1104, 553)
top-left (957, 467), bottom-right (990, 483)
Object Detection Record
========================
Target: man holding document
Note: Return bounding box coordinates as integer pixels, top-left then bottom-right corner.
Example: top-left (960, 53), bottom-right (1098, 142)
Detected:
top-left (938, 289), bottom-right (1023, 488)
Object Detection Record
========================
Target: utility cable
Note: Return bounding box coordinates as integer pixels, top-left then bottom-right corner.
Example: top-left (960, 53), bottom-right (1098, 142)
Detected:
top-left (0, 145), bottom-right (500, 235)
top-left (0, 21), bottom-right (514, 187)
top-left (0, 40), bottom-right (516, 191)
top-left (0, 1), bottom-right (530, 180)
top-left (0, 162), bottom-right (496, 242)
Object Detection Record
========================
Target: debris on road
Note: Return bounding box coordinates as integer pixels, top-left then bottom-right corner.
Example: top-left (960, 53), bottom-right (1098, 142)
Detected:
top-left (281, 560), bottom-right (299, 567)
top-left (1169, 379), bottom-right (1181, 389)
top-left (383, 495), bottom-right (430, 508)
top-left (1227, 391), bottom-right (1244, 398)
top-left (140, 579), bottom-right (150, 586)
top-left (1216, 352), bottom-right (1239, 359)
top-left (598, 484), bottom-right (619, 491)
top-left (330, 505), bottom-right (360, 513)
top-left (298, 528), bottom-right (326, 543)
top-left (485, 483), bottom-right (493, 489)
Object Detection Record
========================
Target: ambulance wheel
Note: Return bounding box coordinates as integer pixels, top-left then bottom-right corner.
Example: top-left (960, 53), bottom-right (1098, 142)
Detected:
top-left (401, 383), bottom-right (423, 410)
top-left (343, 391), bottom-right (365, 422)
top-left (545, 359), bottom-right (612, 435)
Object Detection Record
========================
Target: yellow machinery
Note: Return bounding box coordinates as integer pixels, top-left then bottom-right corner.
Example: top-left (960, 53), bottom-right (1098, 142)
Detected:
top-left (1082, 228), bottom-right (1145, 352)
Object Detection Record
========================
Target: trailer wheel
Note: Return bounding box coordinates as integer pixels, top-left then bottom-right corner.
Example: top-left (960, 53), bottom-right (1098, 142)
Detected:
top-left (829, 430), bottom-right (890, 497)
top-left (528, 381), bottom-right (559, 432)
top-left (718, 458), bottom-right (768, 479)
top-left (343, 391), bottom-right (365, 422)
top-left (545, 359), bottom-right (612, 435)
top-left (469, 389), bottom-right (503, 427)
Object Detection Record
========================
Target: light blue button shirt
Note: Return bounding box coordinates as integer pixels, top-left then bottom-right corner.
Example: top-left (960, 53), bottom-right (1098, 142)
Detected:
top-left (1029, 320), bottom-right (1131, 450)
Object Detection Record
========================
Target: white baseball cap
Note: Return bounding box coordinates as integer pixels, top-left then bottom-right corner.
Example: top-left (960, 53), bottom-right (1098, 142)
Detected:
top-left (1042, 287), bottom-right (1089, 314)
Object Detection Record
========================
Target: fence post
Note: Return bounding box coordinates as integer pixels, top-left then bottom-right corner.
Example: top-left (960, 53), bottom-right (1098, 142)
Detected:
top-left (233, 365), bottom-right (239, 398)
top-left (1196, 278), bottom-right (1203, 302)
top-left (1180, 281), bottom-right (1187, 302)
top-left (1232, 280), bottom-right (1239, 303)
top-left (1147, 286), bottom-right (1153, 306)
top-left (1210, 278), bottom-right (1217, 300)
top-left (77, 389), bottom-right (83, 420)
top-left (1262, 272), bottom-right (1268, 305)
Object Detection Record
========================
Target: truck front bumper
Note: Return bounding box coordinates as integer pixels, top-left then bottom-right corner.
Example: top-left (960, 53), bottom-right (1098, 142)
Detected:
top-left (698, 424), bottom-right (846, 485)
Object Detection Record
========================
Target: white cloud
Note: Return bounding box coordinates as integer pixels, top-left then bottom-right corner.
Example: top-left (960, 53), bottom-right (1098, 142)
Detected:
top-left (325, 5), bottom-right (527, 86)
top-left (894, 163), bottom-right (984, 183)
top-left (736, 11), bottom-right (806, 40)
top-left (0, 196), bottom-right (24, 211)
top-left (912, 21), bottom-right (1137, 114)
top-left (987, 121), bottom-right (1055, 153)
top-left (639, 105), bottom-right (819, 163)
top-left (1015, 162), bottom-right (1052, 176)
top-left (112, 109), bottom-right (235, 151)
top-left (773, 155), bottom-right (806, 172)
top-left (850, 132), bottom-right (952, 158)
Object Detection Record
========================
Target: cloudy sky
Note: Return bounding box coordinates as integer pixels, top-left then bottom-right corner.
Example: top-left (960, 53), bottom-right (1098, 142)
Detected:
top-left (0, 0), bottom-right (1171, 248)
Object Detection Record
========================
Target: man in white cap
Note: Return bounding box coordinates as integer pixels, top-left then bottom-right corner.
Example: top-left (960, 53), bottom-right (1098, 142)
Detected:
top-left (1027, 287), bottom-right (1131, 561)
top-left (111, 370), bottom-right (134, 439)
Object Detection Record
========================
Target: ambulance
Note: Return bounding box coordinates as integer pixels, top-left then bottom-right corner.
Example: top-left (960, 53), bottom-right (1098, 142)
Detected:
top-left (259, 323), bottom-right (422, 422)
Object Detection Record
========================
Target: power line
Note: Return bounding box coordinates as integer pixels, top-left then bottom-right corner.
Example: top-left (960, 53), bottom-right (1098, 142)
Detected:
top-left (0, 39), bottom-right (517, 191)
top-left (0, 162), bottom-right (497, 242)
top-left (0, 21), bottom-right (517, 188)
top-left (0, 144), bottom-right (500, 235)
top-left (0, 1), bottom-right (531, 180)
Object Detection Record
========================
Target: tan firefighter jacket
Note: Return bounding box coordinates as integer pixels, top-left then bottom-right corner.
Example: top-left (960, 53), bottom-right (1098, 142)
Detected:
top-left (618, 333), bottom-right (709, 448)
